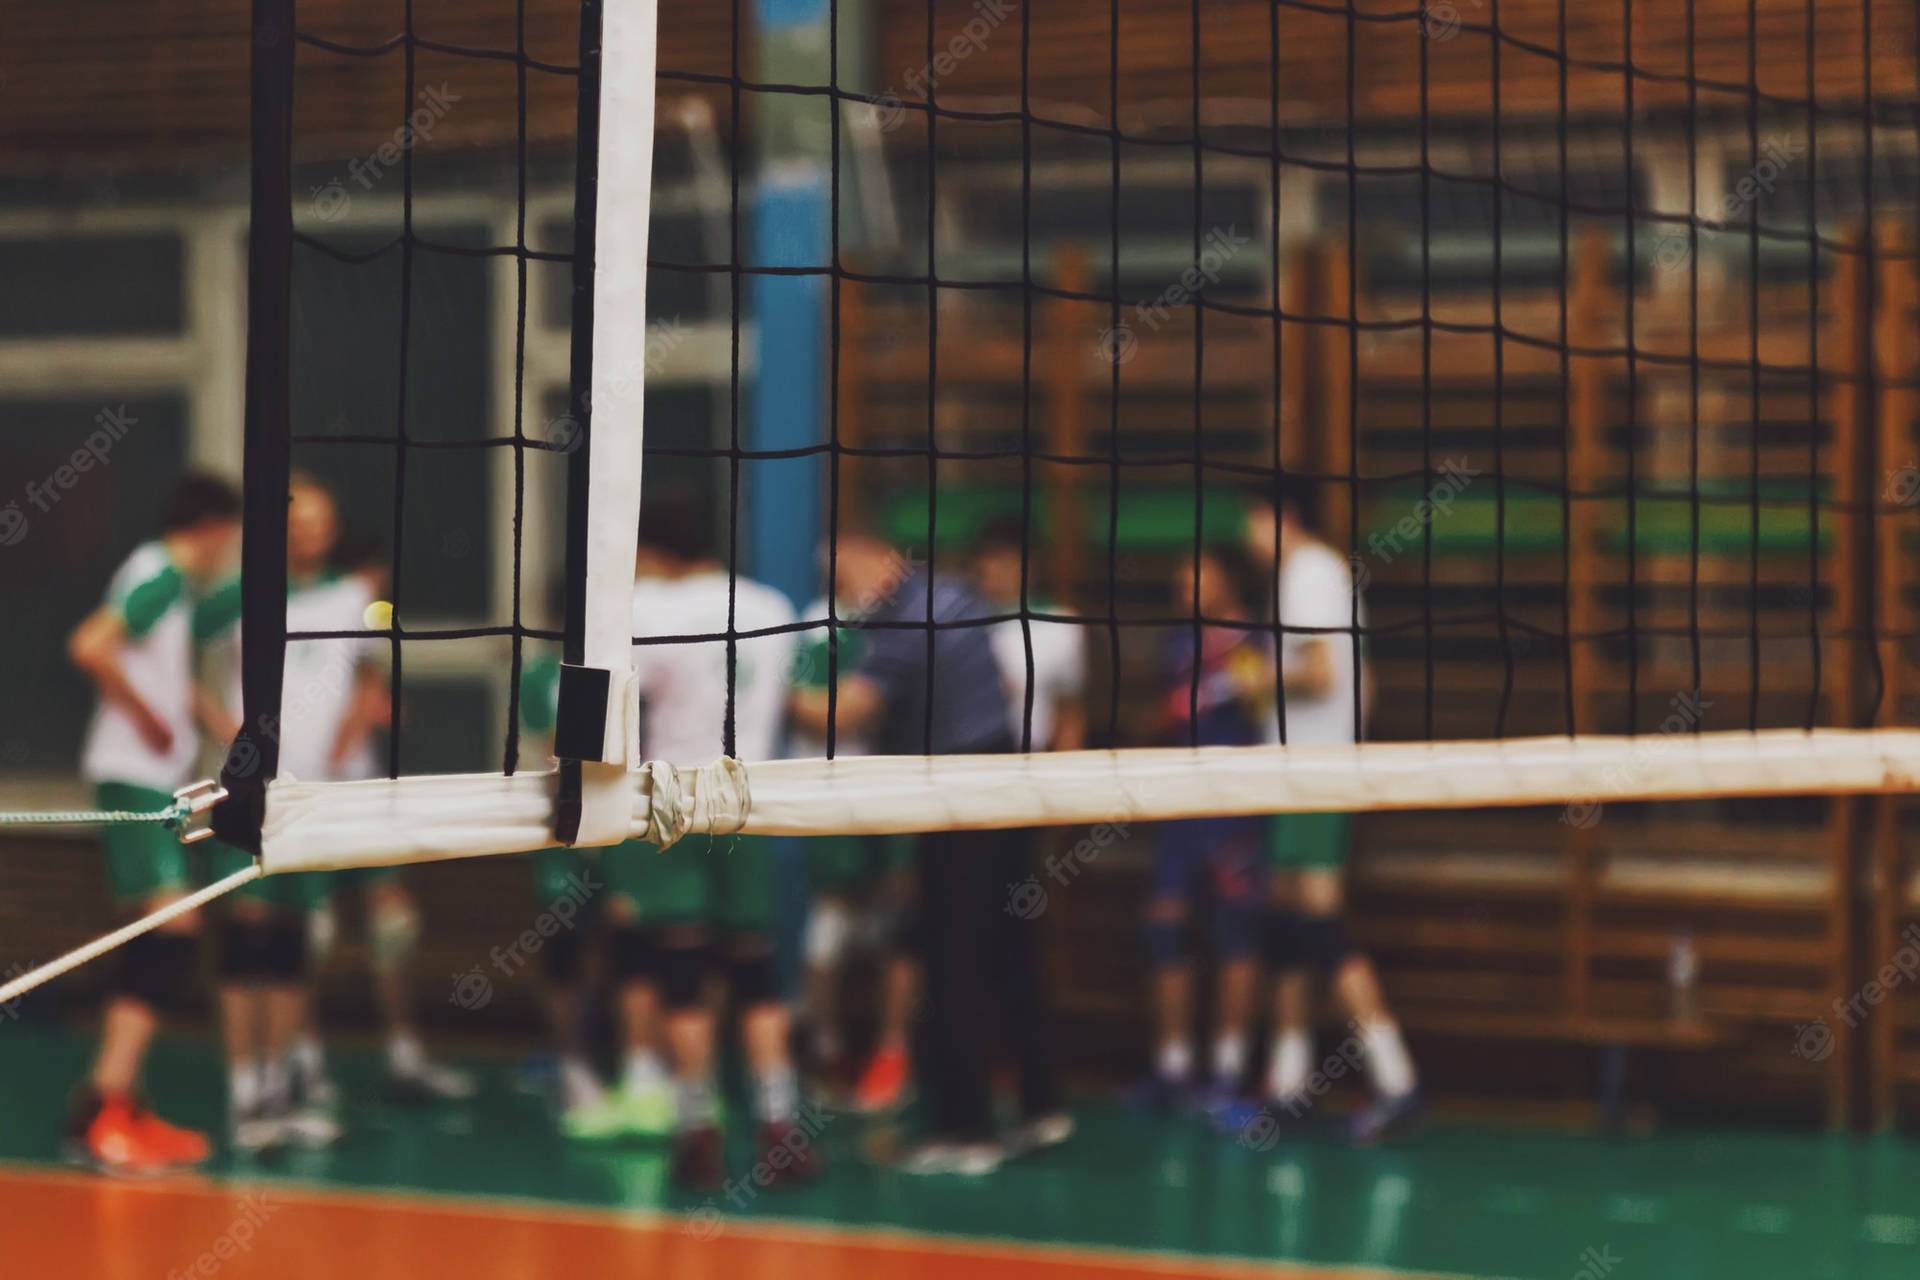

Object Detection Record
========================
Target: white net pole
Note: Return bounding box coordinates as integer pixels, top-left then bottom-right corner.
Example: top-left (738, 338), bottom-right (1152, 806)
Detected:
top-left (570, 0), bottom-right (660, 847)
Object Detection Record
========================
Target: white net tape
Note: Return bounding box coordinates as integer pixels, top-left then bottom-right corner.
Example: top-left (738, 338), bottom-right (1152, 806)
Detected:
top-left (254, 728), bottom-right (1920, 875)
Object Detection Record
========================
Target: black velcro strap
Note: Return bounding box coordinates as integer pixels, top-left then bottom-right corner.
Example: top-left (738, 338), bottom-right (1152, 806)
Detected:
top-left (553, 664), bottom-right (612, 763)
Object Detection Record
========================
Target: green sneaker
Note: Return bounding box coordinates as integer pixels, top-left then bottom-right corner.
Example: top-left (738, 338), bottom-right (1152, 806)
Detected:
top-left (561, 1092), bottom-right (632, 1143)
top-left (623, 1080), bottom-right (677, 1139)
top-left (561, 1083), bottom-right (678, 1143)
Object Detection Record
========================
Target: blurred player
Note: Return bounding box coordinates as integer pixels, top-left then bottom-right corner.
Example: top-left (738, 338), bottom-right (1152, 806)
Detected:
top-left (792, 567), bottom-right (919, 1114)
top-left (286, 528), bottom-right (476, 1109)
top-left (1244, 480), bottom-right (1421, 1142)
top-left (589, 496), bottom-right (809, 1191)
top-left (1137, 544), bottom-right (1271, 1117)
top-left (516, 608), bottom-right (632, 1135)
top-left (790, 527), bottom-right (1037, 1176)
top-left (972, 516), bottom-right (1087, 755)
top-left (202, 478), bottom-right (468, 1152)
top-left (64, 473), bottom-right (240, 1172)
top-left (969, 517), bottom-right (1081, 1153)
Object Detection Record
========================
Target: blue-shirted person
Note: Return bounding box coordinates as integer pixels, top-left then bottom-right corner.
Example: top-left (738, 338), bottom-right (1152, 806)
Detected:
top-left (789, 525), bottom-right (1064, 1176)
top-left (1137, 542), bottom-right (1273, 1116)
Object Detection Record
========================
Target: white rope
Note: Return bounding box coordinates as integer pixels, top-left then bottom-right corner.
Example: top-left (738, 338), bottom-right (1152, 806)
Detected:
top-left (0, 863), bottom-right (262, 1007)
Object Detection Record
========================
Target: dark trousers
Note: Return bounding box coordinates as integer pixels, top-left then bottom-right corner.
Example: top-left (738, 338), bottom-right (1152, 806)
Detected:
top-left (918, 824), bottom-right (1059, 1142)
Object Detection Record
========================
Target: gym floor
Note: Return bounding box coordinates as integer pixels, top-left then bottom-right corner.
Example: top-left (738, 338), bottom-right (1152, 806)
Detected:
top-left (0, 1025), bottom-right (1915, 1279)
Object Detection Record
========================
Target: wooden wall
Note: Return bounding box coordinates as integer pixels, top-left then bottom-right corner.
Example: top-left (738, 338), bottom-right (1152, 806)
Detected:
top-left (3, 0), bottom-right (1912, 175)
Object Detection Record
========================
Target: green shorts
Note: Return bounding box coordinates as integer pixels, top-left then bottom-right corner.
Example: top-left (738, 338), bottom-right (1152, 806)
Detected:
top-left (806, 833), bottom-right (916, 895)
top-left (602, 833), bottom-right (778, 936)
top-left (203, 838), bottom-right (335, 913)
top-left (1268, 812), bottom-right (1353, 871)
top-left (96, 782), bottom-right (195, 904)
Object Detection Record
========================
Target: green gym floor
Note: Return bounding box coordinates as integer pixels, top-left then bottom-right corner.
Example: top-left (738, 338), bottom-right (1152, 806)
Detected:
top-left (1, 1024), bottom-right (1916, 1279)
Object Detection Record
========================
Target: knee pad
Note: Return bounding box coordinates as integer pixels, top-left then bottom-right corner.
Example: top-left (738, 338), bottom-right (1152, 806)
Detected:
top-left (218, 914), bottom-right (307, 982)
top-left (1297, 914), bottom-right (1354, 977)
top-left (368, 899), bottom-right (420, 975)
top-left (725, 948), bottom-right (778, 1006)
top-left (1145, 916), bottom-right (1185, 969)
top-left (109, 931), bottom-right (199, 1013)
top-left (544, 927), bottom-right (587, 987)
top-left (1262, 908), bottom-right (1311, 972)
top-left (805, 900), bottom-right (852, 970)
top-left (656, 942), bottom-right (710, 1011)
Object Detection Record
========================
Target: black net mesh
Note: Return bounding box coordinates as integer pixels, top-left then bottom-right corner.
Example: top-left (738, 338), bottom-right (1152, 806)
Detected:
top-left (235, 0), bottom-right (1920, 830)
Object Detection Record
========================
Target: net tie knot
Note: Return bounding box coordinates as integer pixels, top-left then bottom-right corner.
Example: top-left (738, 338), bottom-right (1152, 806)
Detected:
top-left (639, 757), bottom-right (751, 849)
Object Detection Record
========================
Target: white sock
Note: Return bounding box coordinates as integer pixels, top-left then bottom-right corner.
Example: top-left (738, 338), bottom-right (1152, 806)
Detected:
top-left (756, 1063), bottom-right (799, 1125)
top-left (291, 1033), bottom-right (326, 1082)
top-left (621, 1049), bottom-right (668, 1096)
top-left (388, 1030), bottom-right (425, 1076)
top-left (1268, 1029), bottom-right (1312, 1102)
top-left (559, 1055), bottom-right (604, 1111)
top-left (230, 1059), bottom-right (263, 1113)
top-left (1213, 1032), bottom-right (1247, 1083)
top-left (676, 1074), bottom-right (718, 1130)
top-left (1157, 1039), bottom-right (1193, 1083)
top-left (1359, 1018), bottom-right (1417, 1099)
top-left (260, 1056), bottom-right (292, 1109)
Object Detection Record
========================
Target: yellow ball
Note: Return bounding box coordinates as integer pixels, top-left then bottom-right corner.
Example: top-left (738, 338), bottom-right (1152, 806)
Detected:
top-left (363, 599), bottom-right (395, 631)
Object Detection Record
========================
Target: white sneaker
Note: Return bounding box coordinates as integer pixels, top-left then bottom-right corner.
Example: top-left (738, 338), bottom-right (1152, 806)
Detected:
top-left (230, 1104), bottom-right (287, 1154)
top-left (901, 1141), bottom-right (1004, 1177)
top-left (282, 1102), bottom-right (343, 1148)
top-left (390, 1057), bottom-right (477, 1102)
top-left (1004, 1111), bottom-right (1074, 1157)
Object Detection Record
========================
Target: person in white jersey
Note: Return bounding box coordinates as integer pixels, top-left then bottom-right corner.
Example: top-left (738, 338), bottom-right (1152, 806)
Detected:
top-left (63, 474), bottom-right (241, 1174)
top-left (200, 480), bottom-right (474, 1152)
top-left (971, 516), bottom-right (1088, 756)
top-left (576, 495), bottom-right (815, 1192)
top-left (1240, 477), bottom-right (1422, 1144)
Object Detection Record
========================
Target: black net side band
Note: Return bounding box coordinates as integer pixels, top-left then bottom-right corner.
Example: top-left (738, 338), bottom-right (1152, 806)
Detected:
top-left (214, 0), bottom-right (297, 856)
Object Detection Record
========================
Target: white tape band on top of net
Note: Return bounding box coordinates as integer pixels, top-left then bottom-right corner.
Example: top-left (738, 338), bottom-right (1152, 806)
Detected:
top-left (256, 729), bottom-right (1920, 875)
top-left (741, 729), bottom-right (1920, 835)
top-left (258, 757), bottom-right (751, 874)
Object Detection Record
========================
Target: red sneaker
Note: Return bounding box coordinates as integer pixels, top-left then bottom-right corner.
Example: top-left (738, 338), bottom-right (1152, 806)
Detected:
top-left (133, 1105), bottom-right (212, 1165)
top-left (78, 1097), bottom-right (206, 1175)
top-left (852, 1044), bottom-right (910, 1114)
